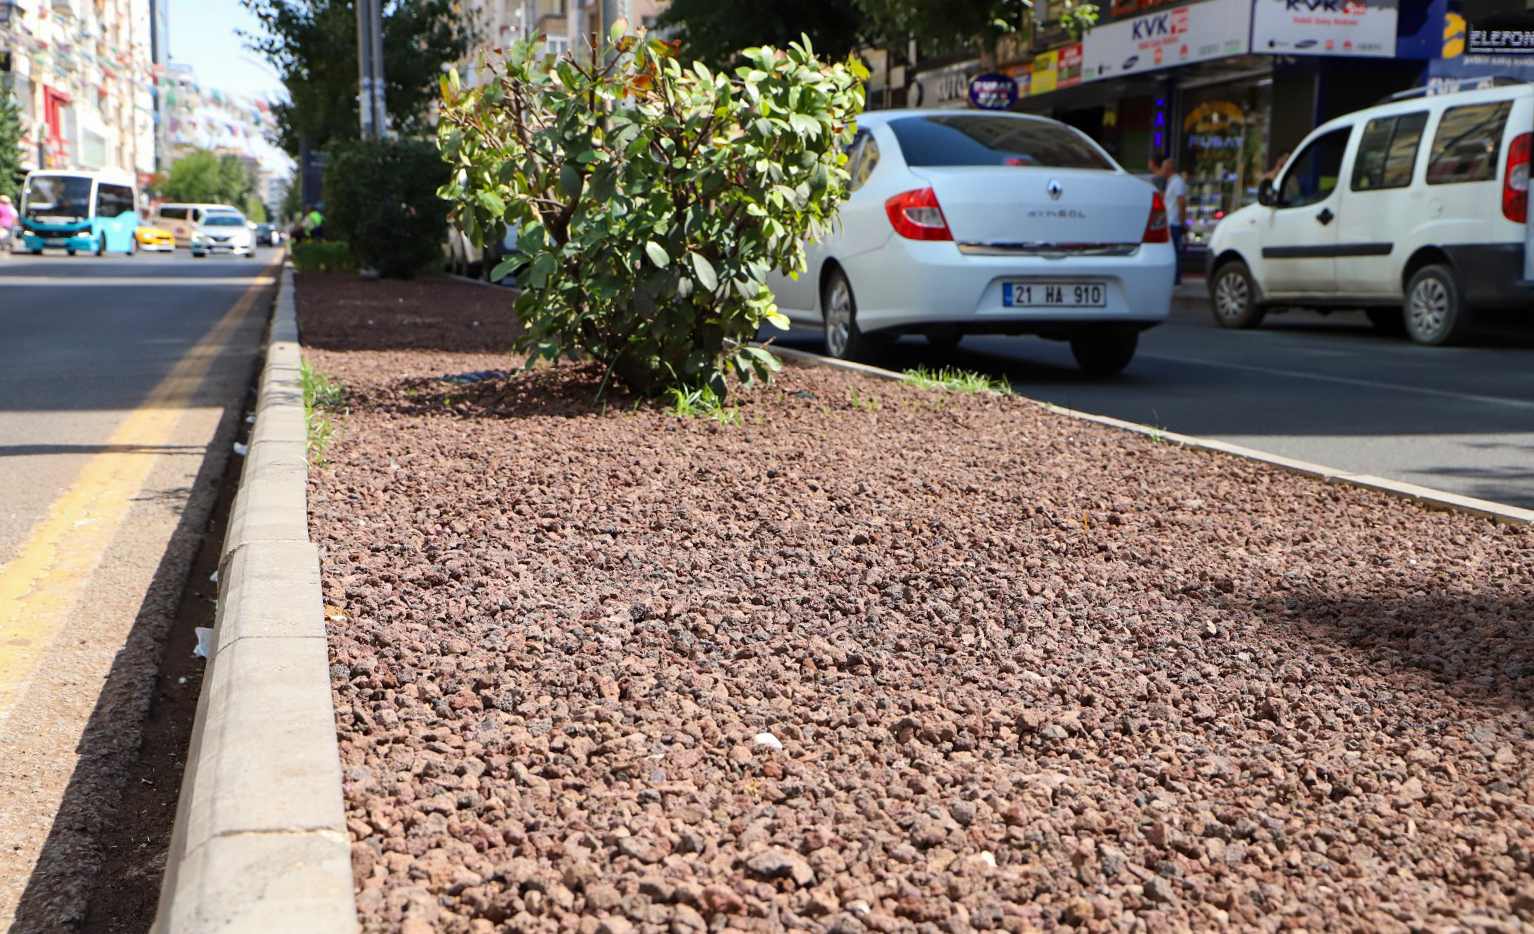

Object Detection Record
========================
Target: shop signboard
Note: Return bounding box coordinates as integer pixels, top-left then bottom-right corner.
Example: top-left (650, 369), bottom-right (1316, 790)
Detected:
top-left (968, 73), bottom-right (1020, 109)
top-left (909, 60), bottom-right (978, 109)
top-left (1032, 50), bottom-right (1060, 94)
top-left (1058, 43), bottom-right (1084, 87)
top-left (1002, 61), bottom-right (1035, 97)
top-left (1080, 0), bottom-right (1252, 81)
top-left (1468, 27), bottom-right (1534, 54)
top-left (1251, 0), bottom-right (1399, 57)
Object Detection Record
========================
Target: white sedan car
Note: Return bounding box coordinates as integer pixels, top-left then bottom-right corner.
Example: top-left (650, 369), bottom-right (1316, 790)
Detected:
top-left (190, 212), bottom-right (257, 258)
top-left (769, 110), bottom-right (1175, 374)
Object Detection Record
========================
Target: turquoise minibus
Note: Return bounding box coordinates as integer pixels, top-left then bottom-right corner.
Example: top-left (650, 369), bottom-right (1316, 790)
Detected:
top-left (17, 169), bottom-right (141, 255)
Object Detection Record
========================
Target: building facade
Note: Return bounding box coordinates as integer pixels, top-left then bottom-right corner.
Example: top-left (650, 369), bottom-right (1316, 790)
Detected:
top-left (0, 0), bottom-right (157, 183)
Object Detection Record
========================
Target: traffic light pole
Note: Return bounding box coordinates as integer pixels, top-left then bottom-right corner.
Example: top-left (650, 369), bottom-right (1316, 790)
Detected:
top-left (356, 0), bottom-right (387, 139)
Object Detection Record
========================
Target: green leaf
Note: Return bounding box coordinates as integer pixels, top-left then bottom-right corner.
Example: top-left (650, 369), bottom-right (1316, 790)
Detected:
top-left (560, 164), bottom-right (583, 196)
top-left (690, 252), bottom-right (718, 293)
top-left (788, 113), bottom-right (821, 138)
top-left (491, 255), bottom-right (524, 282)
top-left (644, 241), bottom-right (669, 267)
top-left (475, 190), bottom-right (506, 215)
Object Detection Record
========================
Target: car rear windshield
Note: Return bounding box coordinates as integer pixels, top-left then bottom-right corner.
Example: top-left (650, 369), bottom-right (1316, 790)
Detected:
top-left (888, 115), bottom-right (1115, 170)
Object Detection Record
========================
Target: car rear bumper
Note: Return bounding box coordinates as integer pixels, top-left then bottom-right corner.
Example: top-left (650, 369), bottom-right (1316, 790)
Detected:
top-left (846, 238), bottom-right (1176, 336)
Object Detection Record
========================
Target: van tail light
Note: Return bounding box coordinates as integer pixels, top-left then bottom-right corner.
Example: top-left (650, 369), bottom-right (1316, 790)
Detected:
top-left (1504, 132), bottom-right (1530, 223)
top-left (885, 188), bottom-right (953, 241)
top-left (1143, 190), bottom-right (1170, 243)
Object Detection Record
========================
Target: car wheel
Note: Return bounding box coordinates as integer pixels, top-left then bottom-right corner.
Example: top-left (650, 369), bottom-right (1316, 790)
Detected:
top-left (1403, 264), bottom-right (1471, 346)
top-left (822, 268), bottom-right (880, 362)
top-left (192, 251), bottom-right (205, 258)
top-left (67, 249), bottom-right (76, 256)
top-left (1209, 260), bottom-right (1265, 329)
top-left (1365, 307), bottom-right (1405, 336)
top-left (1070, 329), bottom-right (1139, 376)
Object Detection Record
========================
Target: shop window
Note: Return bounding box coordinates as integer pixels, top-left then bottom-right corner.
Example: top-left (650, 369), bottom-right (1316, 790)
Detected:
top-left (1426, 102), bottom-right (1510, 185)
top-left (1278, 128), bottom-right (1351, 208)
top-left (1351, 112), bottom-right (1428, 192)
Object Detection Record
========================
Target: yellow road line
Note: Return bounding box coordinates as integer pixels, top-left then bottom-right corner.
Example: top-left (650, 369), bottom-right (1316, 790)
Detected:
top-left (0, 264), bottom-right (275, 722)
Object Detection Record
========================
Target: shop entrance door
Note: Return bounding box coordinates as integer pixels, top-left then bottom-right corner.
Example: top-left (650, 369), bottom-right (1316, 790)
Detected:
top-left (1257, 126), bottom-right (1352, 296)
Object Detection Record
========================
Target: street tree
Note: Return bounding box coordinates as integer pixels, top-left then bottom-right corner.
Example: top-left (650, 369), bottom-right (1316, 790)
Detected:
top-left (161, 149), bottom-right (255, 206)
top-left (0, 76), bottom-right (23, 203)
top-left (240, 0), bottom-right (475, 155)
top-left (856, 0), bottom-right (1098, 59)
top-left (656, 0), bottom-right (863, 69)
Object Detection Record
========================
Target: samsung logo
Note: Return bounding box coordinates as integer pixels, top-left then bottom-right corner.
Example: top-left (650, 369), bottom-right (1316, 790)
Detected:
top-left (1294, 38), bottom-right (1318, 48)
top-left (1026, 209), bottom-right (1087, 219)
top-left (1123, 54), bottom-right (1140, 69)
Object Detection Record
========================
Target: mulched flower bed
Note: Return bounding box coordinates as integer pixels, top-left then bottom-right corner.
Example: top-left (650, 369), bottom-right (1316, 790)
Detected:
top-left (299, 272), bottom-right (1534, 934)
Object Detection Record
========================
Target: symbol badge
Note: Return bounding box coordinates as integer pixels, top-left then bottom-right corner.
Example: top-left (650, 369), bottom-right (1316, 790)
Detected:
top-left (1047, 180), bottom-right (1064, 201)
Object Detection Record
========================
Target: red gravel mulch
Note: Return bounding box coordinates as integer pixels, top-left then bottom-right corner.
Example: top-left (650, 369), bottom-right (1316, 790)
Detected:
top-left (298, 271), bottom-right (1534, 934)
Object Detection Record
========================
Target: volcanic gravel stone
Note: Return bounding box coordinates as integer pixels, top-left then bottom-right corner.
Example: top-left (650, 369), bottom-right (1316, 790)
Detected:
top-left (299, 273), bottom-right (1534, 934)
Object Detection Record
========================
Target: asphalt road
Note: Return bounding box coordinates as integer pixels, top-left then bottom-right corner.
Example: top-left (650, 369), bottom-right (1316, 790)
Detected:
top-left (0, 248), bottom-right (275, 928)
top-left (772, 280), bottom-right (1534, 510)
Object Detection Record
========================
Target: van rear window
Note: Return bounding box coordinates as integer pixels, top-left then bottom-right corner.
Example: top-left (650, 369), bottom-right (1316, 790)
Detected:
top-left (159, 206), bottom-right (187, 221)
top-left (1425, 102), bottom-right (1510, 185)
top-left (887, 115), bottom-right (1114, 170)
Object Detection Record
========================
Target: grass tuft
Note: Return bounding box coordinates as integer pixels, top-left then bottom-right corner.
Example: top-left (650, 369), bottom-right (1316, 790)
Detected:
top-left (301, 362), bottom-right (347, 463)
top-left (901, 366), bottom-right (1011, 395)
top-left (666, 382), bottom-right (740, 425)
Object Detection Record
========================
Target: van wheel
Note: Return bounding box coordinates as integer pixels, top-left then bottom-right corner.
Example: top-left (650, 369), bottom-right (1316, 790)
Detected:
top-left (1209, 260), bottom-right (1265, 329)
top-left (1070, 329), bottom-right (1139, 375)
top-left (1403, 264), bottom-right (1471, 346)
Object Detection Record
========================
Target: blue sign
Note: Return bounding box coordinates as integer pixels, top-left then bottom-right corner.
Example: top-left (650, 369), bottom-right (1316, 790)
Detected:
top-left (968, 73), bottom-right (1019, 110)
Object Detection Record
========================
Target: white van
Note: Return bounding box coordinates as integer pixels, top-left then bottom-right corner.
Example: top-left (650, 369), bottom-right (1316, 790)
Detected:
top-left (152, 203), bottom-right (243, 248)
top-left (1206, 78), bottom-right (1534, 345)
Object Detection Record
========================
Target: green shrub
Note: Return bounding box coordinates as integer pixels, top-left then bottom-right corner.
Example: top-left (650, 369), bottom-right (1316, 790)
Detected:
top-left (323, 138), bottom-right (451, 279)
top-left (438, 32), bottom-right (865, 395)
top-left (291, 239), bottom-right (357, 273)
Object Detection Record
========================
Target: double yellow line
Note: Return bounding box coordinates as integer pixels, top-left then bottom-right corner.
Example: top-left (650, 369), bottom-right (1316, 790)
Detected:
top-left (0, 269), bottom-right (274, 722)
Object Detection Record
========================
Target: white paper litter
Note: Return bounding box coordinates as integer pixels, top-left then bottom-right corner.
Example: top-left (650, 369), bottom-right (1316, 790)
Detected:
top-left (194, 627), bottom-right (213, 659)
top-left (232, 442), bottom-right (249, 456)
top-left (208, 569), bottom-right (219, 583)
top-left (754, 732), bottom-right (783, 750)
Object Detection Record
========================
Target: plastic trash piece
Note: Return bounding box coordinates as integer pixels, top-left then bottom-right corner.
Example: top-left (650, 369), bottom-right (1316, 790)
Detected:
top-left (194, 627), bottom-right (214, 659)
top-left (232, 442), bottom-right (249, 456)
top-left (754, 732), bottom-right (784, 750)
top-left (209, 569), bottom-right (219, 583)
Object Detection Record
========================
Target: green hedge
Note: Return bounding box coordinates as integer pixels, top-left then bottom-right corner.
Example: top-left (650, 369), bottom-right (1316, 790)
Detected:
top-left (291, 240), bottom-right (357, 274)
top-left (322, 138), bottom-right (450, 279)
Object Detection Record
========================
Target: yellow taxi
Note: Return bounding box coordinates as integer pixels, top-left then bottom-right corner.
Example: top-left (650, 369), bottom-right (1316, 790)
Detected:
top-left (135, 225), bottom-right (176, 252)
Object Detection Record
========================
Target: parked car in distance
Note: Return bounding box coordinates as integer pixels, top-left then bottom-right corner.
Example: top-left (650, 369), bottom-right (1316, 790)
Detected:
top-left (254, 222), bottom-right (284, 247)
top-left (135, 225), bottom-right (176, 252)
top-left (152, 203), bottom-right (243, 248)
top-left (1206, 77), bottom-right (1534, 345)
top-left (190, 212), bottom-right (257, 258)
top-left (765, 109), bottom-right (1175, 374)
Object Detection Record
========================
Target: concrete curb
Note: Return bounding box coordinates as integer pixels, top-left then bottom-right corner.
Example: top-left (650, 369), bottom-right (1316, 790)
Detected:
top-left (153, 267), bottom-right (358, 934)
top-left (765, 344), bottom-right (1534, 527)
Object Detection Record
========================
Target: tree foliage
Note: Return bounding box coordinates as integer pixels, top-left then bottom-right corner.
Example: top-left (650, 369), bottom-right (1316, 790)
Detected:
top-left (656, 0), bottom-right (863, 70)
top-left (439, 34), bottom-right (866, 396)
top-left (856, 0), bottom-right (1097, 58)
top-left (323, 137), bottom-right (449, 278)
top-left (240, 0), bottom-right (475, 154)
top-left (0, 76), bottom-right (23, 203)
top-left (160, 149), bottom-right (256, 206)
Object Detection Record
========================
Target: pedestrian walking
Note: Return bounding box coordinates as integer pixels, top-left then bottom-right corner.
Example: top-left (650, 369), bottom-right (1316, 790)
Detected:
top-left (1146, 154), bottom-right (1167, 192)
top-left (0, 195), bottom-right (16, 257)
top-left (1161, 157), bottom-right (1187, 285)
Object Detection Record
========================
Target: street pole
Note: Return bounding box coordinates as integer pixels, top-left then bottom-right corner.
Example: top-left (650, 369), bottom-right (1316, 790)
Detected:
top-left (369, 0), bottom-right (388, 137)
top-left (356, 0), bottom-right (374, 138)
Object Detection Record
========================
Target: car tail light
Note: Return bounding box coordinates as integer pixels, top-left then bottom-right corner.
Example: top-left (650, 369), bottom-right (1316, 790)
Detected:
top-left (1143, 190), bottom-right (1169, 243)
top-left (1504, 132), bottom-right (1530, 223)
top-left (885, 188), bottom-right (953, 241)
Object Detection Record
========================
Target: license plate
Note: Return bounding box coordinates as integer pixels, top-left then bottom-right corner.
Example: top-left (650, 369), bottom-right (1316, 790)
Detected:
top-left (1004, 281), bottom-right (1107, 308)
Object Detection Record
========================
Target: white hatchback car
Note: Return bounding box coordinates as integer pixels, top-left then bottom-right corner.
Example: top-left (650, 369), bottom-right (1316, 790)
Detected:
top-left (1206, 79), bottom-right (1534, 345)
top-left (768, 110), bottom-right (1176, 374)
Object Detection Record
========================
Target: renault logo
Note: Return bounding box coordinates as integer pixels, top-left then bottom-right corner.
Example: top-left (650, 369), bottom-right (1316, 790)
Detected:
top-left (1047, 180), bottom-right (1063, 200)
